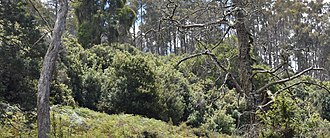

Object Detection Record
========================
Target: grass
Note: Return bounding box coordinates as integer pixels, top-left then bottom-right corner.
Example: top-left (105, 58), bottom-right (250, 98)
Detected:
top-left (1, 105), bottom-right (234, 138)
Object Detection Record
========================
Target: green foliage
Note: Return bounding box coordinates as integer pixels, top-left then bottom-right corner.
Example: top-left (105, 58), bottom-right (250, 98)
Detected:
top-left (2, 1), bottom-right (330, 137)
top-left (1, 106), bottom-right (230, 137)
top-left (98, 51), bottom-right (159, 118)
top-left (77, 21), bottom-right (101, 48)
top-left (320, 92), bottom-right (330, 121)
top-left (73, 0), bottom-right (136, 47)
top-left (203, 109), bottom-right (235, 134)
top-left (185, 79), bottom-right (238, 134)
top-left (0, 102), bottom-right (37, 137)
top-left (117, 6), bottom-right (136, 28)
top-left (312, 81), bottom-right (330, 121)
top-left (154, 62), bottom-right (190, 125)
top-left (0, 0), bottom-right (46, 110)
top-left (258, 92), bottom-right (301, 137)
top-left (59, 38), bottom-right (241, 131)
top-left (61, 39), bottom-right (190, 124)
top-left (50, 106), bottom-right (204, 137)
top-left (50, 82), bottom-right (75, 106)
top-left (252, 64), bottom-right (273, 89)
top-left (257, 90), bottom-right (330, 137)
top-left (80, 68), bottom-right (103, 110)
top-left (178, 36), bottom-right (239, 84)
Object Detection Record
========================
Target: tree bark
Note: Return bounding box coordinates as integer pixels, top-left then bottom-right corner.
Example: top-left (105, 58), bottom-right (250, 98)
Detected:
top-left (233, 0), bottom-right (254, 111)
top-left (37, 0), bottom-right (68, 137)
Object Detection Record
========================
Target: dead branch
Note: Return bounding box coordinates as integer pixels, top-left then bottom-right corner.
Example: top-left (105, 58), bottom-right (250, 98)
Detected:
top-left (176, 49), bottom-right (243, 93)
top-left (207, 52), bottom-right (243, 93)
top-left (179, 8), bottom-right (209, 22)
top-left (179, 19), bottom-right (228, 29)
top-left (31, 31), bottom-right (51, 48)
top-left (27, 0), bottom-right (52, 31)
top-left (255, 66), bottom-right (325, 94)
top-left (211, 25), bottom-right (232, 50)
top-left (276, 81), bottom-right (330, 94)
top-left (175, 50), bottom-right (209, 68)
top-left (258, 80), bottom-right (330, 109)
top-left (251, 62), bottom-right (287, 78)
top-left (220, 73), bottom-right (230, 90)
top-left (166, 0), bottom-right (177, 20)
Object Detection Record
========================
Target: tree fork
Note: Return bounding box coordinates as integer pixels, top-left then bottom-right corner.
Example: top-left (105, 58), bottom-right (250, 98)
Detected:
top-left (37, 0), bottom-right (68, 137)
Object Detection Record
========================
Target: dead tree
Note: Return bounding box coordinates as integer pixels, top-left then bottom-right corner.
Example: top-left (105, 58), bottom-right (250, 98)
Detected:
top-left (171, 0), bottom-right (325, 126)
top-left (37, 0), bottom-right (68, 137)
top-left (231, 0), bottom-right (255, 124)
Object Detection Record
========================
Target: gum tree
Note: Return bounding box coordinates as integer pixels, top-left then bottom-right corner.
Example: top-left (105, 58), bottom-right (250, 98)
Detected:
top-left (37, 0), bottom-right (68, 137)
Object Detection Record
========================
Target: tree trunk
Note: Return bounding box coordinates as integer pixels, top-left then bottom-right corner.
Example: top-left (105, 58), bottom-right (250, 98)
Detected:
top-left (233, 0), bottom-right (254, 115)
top-left (37, 0), bottom-right (68, 137)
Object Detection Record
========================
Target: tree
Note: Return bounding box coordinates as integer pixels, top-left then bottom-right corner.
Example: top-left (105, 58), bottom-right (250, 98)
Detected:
top-left (73, 0), bottom-right (136, 48)
top-left (37, 0), bottom-right (68, 137)
top-left (232, 0), bottom-right (254, 122)
top-left (172, 0), bottom-right (326, 134)
top-left (0, 0), bottom-right (47, 111)
top-left (134, 0), bottom-right (228, 55)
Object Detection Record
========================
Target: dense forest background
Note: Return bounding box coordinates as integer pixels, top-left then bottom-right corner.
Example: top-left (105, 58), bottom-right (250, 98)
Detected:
top-left (1, 0), bottom-right (330, 137)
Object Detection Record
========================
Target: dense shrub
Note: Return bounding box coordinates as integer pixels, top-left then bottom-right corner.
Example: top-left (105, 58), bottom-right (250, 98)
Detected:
top-left (50, 37), bottom-right (330, 137)
top-left (0, 102), bottom-right (36, 137)
top-left (257, 90), bottom-right (330, 137)
top-left (98, 51), bottom-right (159, 118)
top-left (61, 39), bottom-right (193, 123)
top-left (154, 62), bottom-right (190, 124)
top-left (0, 1), bottom-right (47, 111)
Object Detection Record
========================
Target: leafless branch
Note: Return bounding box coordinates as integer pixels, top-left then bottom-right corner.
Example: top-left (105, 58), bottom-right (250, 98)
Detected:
top-left (207, 52), bottom-right (243, 93)
top-left (134, 27), bottom-right (167, 41)
top-left (176, 34), bottom-right (243, 94)
top-left (179, 19), bottom-right (228, 29)
top-left (220, 73), bottom-right (230, 90)
top-left (27, 0), bottom-right (52, 31)
top-left (211, 25), bottom-right (232, 50)
top-left (251, 62), bottom-right (287, 78)
top-left (166, 0), bottom-right (177, 20)
top-left (255, 66), bottom-right (325, 94)
top-left (258, 80), bottom-right (330, 109)
top-left (31, 31), bottom-right (51, 48)
top-left (176, 50), bottom-right (209, 68)
top-left (179, 8), bottom-right (208, 22)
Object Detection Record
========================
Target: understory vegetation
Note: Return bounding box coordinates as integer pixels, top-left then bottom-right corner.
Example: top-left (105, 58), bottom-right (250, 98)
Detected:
top-left (1, 0), bottom-right (330, 137)
top-left (0, 105), bottom-right (233, 137)
top-left (1, 39), bottom-right (330, 137)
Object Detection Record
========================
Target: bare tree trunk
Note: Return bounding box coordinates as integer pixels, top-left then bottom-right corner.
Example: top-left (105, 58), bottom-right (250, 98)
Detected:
top-left (37, 0), bottom-right (68, 137)
top-left (233, 0), bottom-right (254, 117)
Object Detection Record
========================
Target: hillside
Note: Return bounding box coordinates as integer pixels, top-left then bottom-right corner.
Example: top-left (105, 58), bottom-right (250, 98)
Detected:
top-left (2, 0), bottom-right (330, 137)
top-left (0, 105), bottom-right (232, 138)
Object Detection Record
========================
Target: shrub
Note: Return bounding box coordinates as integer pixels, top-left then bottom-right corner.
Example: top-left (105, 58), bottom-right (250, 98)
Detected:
top-left (98, 51), bottom-right (159, 118)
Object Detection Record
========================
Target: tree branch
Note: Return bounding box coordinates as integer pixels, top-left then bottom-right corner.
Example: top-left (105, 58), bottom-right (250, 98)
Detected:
top-left (251, 62), bottom-right (287, 78)
top-left (175, 50), bottom-right (209, 68)
top-left (176, 49), bottom-right (243, 93)
top-left (207, 52), bottom-right (243, 93)
top-left (179, 19), bottom-right (228, 29)
top-left (255, 66), bottom-right (325, 94)
top-left (258, 80), bottom-right (330, 109)
top-left (211, 25), bottom-right (232, 50)
top-left (28, 0), bottom-right (52, 31)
